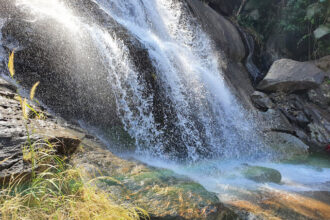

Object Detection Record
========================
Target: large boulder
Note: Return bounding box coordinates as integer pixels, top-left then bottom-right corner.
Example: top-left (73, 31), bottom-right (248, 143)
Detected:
top-left (258, 59), bottom-right (325, 93)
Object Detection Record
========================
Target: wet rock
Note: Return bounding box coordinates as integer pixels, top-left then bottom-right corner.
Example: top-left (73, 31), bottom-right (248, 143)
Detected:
top-left (257, 59), bottom-right (325, 93)
top-left (273, 94), bottom-right (311, 128)
top-left (242, 165), bottom-right (281, 184)
top-left (307, 83), bottom-right (330, 110)
top-left (268, 92), bottom-right (330, 153)
top-left (250, 91), bottom-right (274, 111)
top-left (0, 0), bottom-right (219, 160)
top-left (307, 69), bottom-right (330, 110)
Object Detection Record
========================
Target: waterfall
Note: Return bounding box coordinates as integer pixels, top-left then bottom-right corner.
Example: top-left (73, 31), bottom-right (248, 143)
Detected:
top-left (14, 0), bottom-right (270, 161)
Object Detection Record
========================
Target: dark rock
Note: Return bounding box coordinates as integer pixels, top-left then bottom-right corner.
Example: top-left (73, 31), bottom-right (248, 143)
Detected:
top-left (1, 0), bottom-right (194, 159)
top-left (258, 59), bottom-right (325, 93)
top-left (251, 91), bottom-right (274, 111)
top-left (308, 57), bottom-right (330, 110)
top-left (307, 83), bottom-right (330, 110)
top-left (257, 108), bottom-right (295, 133)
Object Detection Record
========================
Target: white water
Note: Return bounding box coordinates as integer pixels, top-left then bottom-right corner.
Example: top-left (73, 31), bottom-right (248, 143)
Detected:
top-left (16, 0), bottom-right (270, 161)
top-left (93, 0), bottom-right (271, 160)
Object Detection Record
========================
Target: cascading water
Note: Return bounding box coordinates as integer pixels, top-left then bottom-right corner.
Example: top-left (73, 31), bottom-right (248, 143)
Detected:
top-left (15, 0), bottom-right (270, 162)
top-left (91, 0), bottom-right (270, 161)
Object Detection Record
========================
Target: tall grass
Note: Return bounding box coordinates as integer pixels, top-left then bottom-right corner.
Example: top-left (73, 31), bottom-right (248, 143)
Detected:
top-left (0, 51), bottom-right (149, 220)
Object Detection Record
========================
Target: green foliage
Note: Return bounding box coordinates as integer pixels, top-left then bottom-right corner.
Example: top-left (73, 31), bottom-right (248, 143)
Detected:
top-left (280, 0), bottom-right (330, 58)
top-left (238, 0), bottom-right (330, 60)
top-left (237, 1), bottom-right (278, 42)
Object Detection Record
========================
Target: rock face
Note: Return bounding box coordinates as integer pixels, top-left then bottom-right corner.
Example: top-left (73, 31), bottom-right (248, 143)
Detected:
top-left (257, 59), bottom-right (325, 93)
top-left (0, 0), bottom-right (257, 159)
top-left (0, 77), bottom-right (81, 183)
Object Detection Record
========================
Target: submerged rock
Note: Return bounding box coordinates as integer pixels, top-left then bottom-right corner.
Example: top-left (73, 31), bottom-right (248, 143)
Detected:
top-left (242, 165), bottom-right (281, 184)
top-left (257, 59), bottom-right (325, 93)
